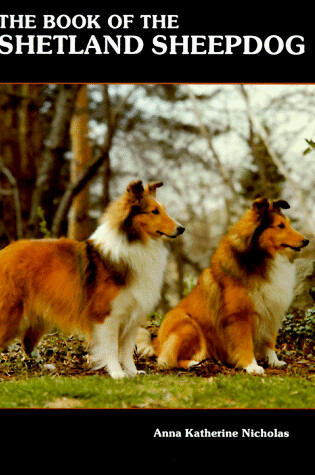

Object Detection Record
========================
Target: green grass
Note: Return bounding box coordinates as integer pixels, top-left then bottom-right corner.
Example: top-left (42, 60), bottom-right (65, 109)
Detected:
top-left (0, 373), bottom-right (313, 408)
top-left (1, 305), bottom-right (314, 409)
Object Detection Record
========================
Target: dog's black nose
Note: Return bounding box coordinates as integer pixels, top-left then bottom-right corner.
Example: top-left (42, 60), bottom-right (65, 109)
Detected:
top-left (302, 239), bottom-right (310, 247)
top-left (177, 226), bottom-right (185, 235)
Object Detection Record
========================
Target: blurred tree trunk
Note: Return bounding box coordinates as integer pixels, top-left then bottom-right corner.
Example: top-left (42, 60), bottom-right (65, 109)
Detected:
top-left (185, 85), bottom-right (238, 227)
top-left (68, 85), bottom-right (91, 240)
top-left (101, 84), bottom-right (111, 209)
top-left (28, 84), bottom-right (80, 237)
top-left (0, 84), bottom-right (43, 247)
top-left (51, 85), bottom-right (137, 237)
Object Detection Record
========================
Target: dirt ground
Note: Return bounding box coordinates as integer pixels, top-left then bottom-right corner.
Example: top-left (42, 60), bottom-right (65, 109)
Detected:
top-left (0, 327), bottom-right (314, 381)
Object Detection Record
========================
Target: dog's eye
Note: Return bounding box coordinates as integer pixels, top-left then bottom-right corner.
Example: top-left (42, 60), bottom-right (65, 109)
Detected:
top-left (277, 223), bottom-right (285, 229)
top-left (152, 209), bottom-right (160, 215)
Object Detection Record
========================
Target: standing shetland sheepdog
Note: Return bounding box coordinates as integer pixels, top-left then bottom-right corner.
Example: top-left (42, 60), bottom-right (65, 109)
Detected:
top-left (137, 198), bottom-right (309, 375)
top-left (0, 180), bottom-right (184, 379)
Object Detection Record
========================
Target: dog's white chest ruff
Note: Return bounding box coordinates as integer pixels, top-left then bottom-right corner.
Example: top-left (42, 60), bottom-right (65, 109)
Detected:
top-left (111, 238), bottom-right (168, 322)
top-left (89, 222), bottom-right (168, 378)
top-left (250, 254), bottom-right (295, 339)
top-left (91, 221), bottom-right (168, 320)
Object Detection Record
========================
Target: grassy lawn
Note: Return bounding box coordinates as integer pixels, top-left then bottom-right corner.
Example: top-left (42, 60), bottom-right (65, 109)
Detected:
top-left (1, 306), bottom-right (314, 410)
top-left (0, 372), bottom-right (313, 408)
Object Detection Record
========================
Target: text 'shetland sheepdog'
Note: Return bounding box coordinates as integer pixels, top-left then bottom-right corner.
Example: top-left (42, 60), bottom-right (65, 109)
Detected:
top-left (0, 180), bottom-right (185, 379)
top-left (137, 198), bottom-right (309, 374)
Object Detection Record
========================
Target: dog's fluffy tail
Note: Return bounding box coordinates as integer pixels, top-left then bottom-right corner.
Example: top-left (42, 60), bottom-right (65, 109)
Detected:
top-left (136, 328), bottom-right (156, 358)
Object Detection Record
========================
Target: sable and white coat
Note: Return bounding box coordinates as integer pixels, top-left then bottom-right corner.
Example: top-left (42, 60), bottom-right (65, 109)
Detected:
top-left (89, 221), bottom-right (168, 378)
top-left (137, 198), bottom-right (309, 375)
top-left (0, 180), bottom-right (184, 379)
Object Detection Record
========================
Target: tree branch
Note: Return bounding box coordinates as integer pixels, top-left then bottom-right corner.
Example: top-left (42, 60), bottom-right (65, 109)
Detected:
top-left (239, 84), bottom-right (315, 235)
top-left (28, 84), bottom-right (81, 236)
top-left (0, 159), bottom-right (23, 239)
top-left (51, 85), bottom-right (137, 237)
top-left (185, 85), bottom-right (238, 201)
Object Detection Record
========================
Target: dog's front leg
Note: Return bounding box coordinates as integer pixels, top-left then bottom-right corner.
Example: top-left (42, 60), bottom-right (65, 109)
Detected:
top-left (264, 334), bottom-right (286, 368)
top-left (119, 323), bottom-right (143, 377)
top-left (89, 315), bottom-right (126, 379)
top-left (223, 313), bottom-right (265, 375)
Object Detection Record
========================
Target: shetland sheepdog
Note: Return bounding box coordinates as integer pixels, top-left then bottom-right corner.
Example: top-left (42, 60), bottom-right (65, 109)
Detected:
top-left (0, 180), bottom-right (184, 379)
top-left (137, 198), bottom-right (309, 374)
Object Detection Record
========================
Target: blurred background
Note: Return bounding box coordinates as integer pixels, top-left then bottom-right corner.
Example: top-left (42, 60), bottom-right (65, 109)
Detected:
top-left (0, 83), bottom-right (314, 311)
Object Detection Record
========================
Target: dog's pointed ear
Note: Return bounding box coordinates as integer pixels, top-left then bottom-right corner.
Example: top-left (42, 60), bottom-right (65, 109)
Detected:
top-left (126, 180), bottom-right (144, 202)
top-left (145, 181), bottom-right (163, 197)
top-left (273, 199), bottom-right (290, 211)
top-left (252, 197), bottom-right (269, 218)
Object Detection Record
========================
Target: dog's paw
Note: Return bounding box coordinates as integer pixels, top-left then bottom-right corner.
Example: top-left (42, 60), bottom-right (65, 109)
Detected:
top-left (136, 370), bottom-right (146, 376)
top-left (271, 360), bottom-right (287, 368)
top-left (123, 367), bottom-right (143, 378)
top-left (110, 370), bottom-right (128, 380)
top-left (266, 349), bottom-right (287, 368)
top-left (245, 362), bottom-right (265, 375)
top-left (89, 355), bottom-right (127, 379)
top-left (187, 360), bottom-right (201, 368)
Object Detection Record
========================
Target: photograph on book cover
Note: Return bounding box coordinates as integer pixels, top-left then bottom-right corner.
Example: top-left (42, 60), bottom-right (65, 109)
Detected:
top-left (0, 10), bottom-right (313, 457)
top-left (0, 83), bottom-right (313, 412)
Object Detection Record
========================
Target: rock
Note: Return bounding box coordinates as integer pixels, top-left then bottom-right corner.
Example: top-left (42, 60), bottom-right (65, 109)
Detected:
top-left (289, 259), bottom-right (315, 315)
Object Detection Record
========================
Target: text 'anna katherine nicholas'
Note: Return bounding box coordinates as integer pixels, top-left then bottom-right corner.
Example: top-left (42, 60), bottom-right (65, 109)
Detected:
top-left (153, 428), bottom-right (290, 438)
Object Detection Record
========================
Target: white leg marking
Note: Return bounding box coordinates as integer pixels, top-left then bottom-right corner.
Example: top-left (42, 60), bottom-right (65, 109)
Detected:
top-left (187, 360), bottom-right (200, 368)
top-left (90, 317), bottom-right (126, 379)
top-left (245, 357), bottom-right (265, 375)
top-left (119, 325), bottom-right (140, 377)
top-left (265, 348), bottom-right (287, 368)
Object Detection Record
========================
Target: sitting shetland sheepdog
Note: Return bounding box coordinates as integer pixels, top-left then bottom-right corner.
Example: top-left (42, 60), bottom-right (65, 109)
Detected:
top-left (137, 198), bottom-right (309, 374)
top-left (0, 180), bottom-right (184, 379)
